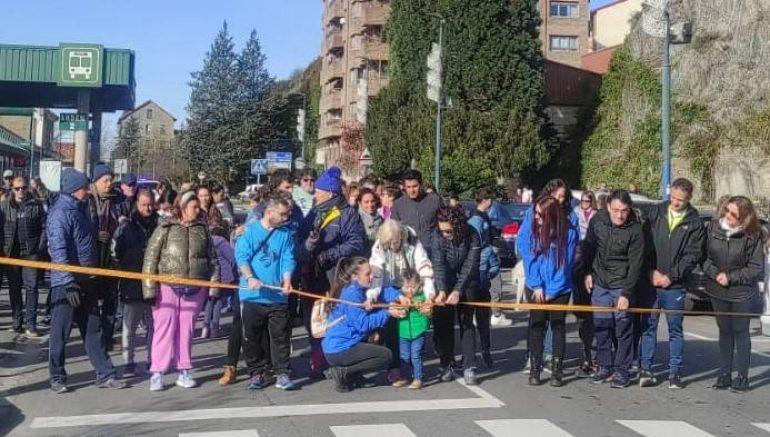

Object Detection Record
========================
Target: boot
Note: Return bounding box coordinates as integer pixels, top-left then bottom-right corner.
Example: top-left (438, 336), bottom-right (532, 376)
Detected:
top-left (528, 357), bottom-right (543, 386)
top-left (218, 366), bottom-right (237, 386)
top-left (550, 357), bottom-right (564, 387)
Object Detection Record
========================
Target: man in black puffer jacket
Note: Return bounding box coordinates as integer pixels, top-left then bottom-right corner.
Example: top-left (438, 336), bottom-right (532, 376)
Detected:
top-left (639, 178), bottom-right (705, 389)
top-left (583, 190), bottom-right (645, 389)
top-left (1, 176), bottom-right (47, 337)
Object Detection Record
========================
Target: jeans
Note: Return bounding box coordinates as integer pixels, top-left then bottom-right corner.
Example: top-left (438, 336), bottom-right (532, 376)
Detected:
top-left (325, 342), bottom-right (392, 379)
top-left (226, 292), bottom-right (243, 367)
top-left (489, 275), bottom-right (504, 317)
top-left (122, 301), bottom-right (153, 366)
top-left (204, 295), bottom-right (224, 334)
top-left (49, 284), bottom-right (116, 385)
top-left (241, 302), bottom-right (292, 376)
top-left (399, 335), bottom-right (425, 381)
top-left (97, 276), bottom-right (119, 350)
top-left (711, 298), bottom-right (753, 377)
top-left (640, 288), bottom-right (685, 374)
top-left (592, 285), bottom-right (634, 376)
top-left (527, 291), bottom-right (570, 363)
top-left (6, 263), bottom-right (39, 330)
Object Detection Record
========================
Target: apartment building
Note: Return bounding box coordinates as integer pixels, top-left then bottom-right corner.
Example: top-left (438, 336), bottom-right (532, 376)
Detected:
top-left (317, 0), bottom-right (390, 167)
top-left (538, 0), bottom-right (591, 68)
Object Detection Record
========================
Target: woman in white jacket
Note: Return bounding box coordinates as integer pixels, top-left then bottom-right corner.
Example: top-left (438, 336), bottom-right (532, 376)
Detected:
top-left (367, 219), bottom-right (436, 383)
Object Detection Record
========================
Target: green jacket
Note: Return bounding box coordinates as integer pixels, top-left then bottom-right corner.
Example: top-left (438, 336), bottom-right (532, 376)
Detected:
top-left (398, 292), bottom-right (430, 340)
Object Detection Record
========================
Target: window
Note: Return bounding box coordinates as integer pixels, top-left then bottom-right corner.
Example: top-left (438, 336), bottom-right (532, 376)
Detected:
top-left (159, 124), bottom-right (167, 136)
top-left (549, 35), bottom-right (578, 52)
top-left (146, 109), bottom-right (153, 119)
top-left (550, 1), bottom-right (578, 18)
top-left (145, 124), bottom-right (151, 135)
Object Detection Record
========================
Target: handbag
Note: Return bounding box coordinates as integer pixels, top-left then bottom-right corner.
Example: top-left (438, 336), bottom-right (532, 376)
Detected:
top-left (311, 296), bottom-right (345, 339)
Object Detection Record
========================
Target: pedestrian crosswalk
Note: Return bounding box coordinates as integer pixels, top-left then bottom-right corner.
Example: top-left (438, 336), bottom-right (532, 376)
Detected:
top-left (177, 420), bottom-right (770, 436)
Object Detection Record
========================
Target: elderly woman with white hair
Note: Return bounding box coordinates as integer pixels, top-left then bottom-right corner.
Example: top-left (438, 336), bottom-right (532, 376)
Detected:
top-left (367, 219), bottom-right (436, 383)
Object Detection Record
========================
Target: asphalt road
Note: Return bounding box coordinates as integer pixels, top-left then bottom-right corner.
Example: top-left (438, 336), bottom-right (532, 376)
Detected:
top-left (3, 273), bottom-right (770, 437)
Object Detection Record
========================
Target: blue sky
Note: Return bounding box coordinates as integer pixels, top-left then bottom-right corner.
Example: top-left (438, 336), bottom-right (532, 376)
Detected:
top-left (1, 0), bottom-right (614, 136)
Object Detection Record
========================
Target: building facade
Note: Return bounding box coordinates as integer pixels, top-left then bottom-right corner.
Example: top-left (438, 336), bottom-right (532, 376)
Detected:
top-left (590, 0), bottom-right (643, 51)
top-left (538, 0), bottom-right (591, 68)
top-left (117, 100), bottom-right (177, 179)
top-left (0, 108), bottom-right (59, 175)
top-left (317, 0), bottom-right (390, 169)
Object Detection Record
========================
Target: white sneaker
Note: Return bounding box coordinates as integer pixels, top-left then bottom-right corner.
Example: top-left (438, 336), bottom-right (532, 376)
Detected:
top-left (150, 373), bottom-right (163, 392)
top-left (490, 314), bottom-right (513, 327)
top-left (176, 370), bottom-right (197, 388)
top-left (200, 327), bottom-right (210, 339)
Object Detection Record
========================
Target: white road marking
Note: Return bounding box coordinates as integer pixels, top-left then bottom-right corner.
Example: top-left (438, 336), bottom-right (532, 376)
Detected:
top-left (30, 380), bottom-right (504, 429)
top-left (753, 423), bottom-right (770, 433)
top-left (617, 420), bottom-right (716, 437)
top-left (685, 331), bottom-right (770, 359)
top-left (476, 419), bottom-right (575, 437)
top-left (331, 424), bottom-right (417, 437)
top-left (180, 431), bottom-right (259, 437)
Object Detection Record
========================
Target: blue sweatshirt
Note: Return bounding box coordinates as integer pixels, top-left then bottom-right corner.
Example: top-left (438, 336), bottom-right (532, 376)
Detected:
top-left (322, 281), bottom-right (401, 355)
top-left (235, 220), bottom-right (296, 305)
top-left (516, 207), bottom-right (580, 300)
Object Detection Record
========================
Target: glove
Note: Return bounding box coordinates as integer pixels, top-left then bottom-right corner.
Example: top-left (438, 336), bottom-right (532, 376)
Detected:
top-left (304, 229), bottom-right (321, 252)
top-left (65, 284), bottom-right (82, 308)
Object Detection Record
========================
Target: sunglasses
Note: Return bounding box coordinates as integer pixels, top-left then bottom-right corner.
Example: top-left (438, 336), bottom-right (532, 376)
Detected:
top-left (12, 187), bottom-right (26, 192)
top-left (582, 199), bottom-right (592, 203)
top-left (302, 178), bottom-right (315, 183)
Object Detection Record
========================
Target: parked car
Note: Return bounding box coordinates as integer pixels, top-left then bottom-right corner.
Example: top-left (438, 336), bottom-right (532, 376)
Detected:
top-left (237, 183), bottom-right (263, 201)
top-left (459, 200), bottom-right (530, 267)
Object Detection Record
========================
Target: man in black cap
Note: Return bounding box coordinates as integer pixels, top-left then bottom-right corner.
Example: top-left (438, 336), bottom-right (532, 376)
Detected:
top-left (48, 168), bottom-right (126, 393)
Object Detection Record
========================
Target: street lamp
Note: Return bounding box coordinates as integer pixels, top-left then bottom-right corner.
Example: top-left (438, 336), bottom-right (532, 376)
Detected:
top-left (425, 13), bottom-right (445, 194)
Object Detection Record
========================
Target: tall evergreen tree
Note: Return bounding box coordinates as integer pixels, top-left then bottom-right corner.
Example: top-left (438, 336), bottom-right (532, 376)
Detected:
top-left (368, 0), bottom-right (553, 193)
top-left (112, 116), bottom-right (142, 174)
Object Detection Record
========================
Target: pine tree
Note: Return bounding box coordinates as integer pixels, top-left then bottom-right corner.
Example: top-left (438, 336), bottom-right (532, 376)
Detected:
top-left (112, 115), bottom-right (142, 174)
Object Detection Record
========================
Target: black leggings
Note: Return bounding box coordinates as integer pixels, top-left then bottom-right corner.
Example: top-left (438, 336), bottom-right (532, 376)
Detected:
top-left (325, 342), bottom-right (392, 378)
top-left (527, 291), bottom-right (571, 363)
top-left (226, 293), bottom-right (243, 367)
top-left (711, 298), bottom-right (753, 377)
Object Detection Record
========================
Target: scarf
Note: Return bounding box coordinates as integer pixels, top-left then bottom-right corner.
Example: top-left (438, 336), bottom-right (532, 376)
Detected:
top-left (720, 218), bottom-right (743, 238)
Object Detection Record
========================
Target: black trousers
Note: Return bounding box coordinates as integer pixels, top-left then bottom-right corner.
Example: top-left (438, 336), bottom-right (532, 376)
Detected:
top-left (226, 293), bottom-right (243, 367)
top-left (325, 342), bottom-right (392, 378)
top-left (711, 298), bottom-right (753, 377)
top-left (527, 291), bottom-right (571, 363)
top-left (433, 303), bottom-right (478, 369)
top-left (241, 302), bottom-right (291, 376)
top-left (382, 315), bottom-right (401, 370)
top-left (571, 278), bottom-right (594, 361)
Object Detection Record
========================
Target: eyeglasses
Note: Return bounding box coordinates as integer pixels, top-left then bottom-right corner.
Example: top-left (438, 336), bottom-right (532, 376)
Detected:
top-left (302, 178), bottom-right (315, 183)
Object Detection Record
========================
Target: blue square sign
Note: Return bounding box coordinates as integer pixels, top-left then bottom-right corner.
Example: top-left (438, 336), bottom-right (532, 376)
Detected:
top-left (251, 159), bottom-right (268, 176)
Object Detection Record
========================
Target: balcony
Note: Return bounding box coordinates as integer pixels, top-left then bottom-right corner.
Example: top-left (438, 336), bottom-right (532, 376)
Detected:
top-left (365, 38), bottom-right (389, 60)
top-left (321, 58), bottom-right (346, 83)
top-left (362, 2), bottom-right (389, 26)
top-left (324, 0), bottom-right (345, 21)
top-left (326, 30), bottom-right (344, 51)
top-left (319, 116), bottom-right (343, 140)
top-left (320, 88), bottom-right (343, 111)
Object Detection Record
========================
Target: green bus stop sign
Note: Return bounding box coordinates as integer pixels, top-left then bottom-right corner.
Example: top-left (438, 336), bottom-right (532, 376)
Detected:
top-left (57, 43), bottom-right (104, 88)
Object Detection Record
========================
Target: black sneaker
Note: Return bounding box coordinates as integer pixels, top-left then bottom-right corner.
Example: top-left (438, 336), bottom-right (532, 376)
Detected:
top-left (668, 374), bottom-right (684, 389)
top-left (328, 367), bottom-right (350, 393)
top-left (639, 370), bottom-right (657, 387)
top-left (440, 366), bottom-right (458, 382)
top-left (730, 374), bottom-right (749, 393)
top-left (591, 367), bottom-right (612, 384)
top-left (575, 361), bottom-right (595, 378)
top-left (98, 378), bottom-right (127, 389)
top-left (50, 382), bottom-right (69, 394)
top-left (610, 373), bottom-right (631, 389)
top-left (123, 364), bottom-right (137, 378)
top-left (712, 373), bottom-right (732, 390)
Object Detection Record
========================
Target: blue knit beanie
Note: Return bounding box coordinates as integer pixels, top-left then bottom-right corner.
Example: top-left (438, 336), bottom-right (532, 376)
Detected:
top-left (92, 163), bottom-right (113, 183)
top-left (315, 166), bottom-right (342, 194)
top-left (61, 168), bottom-right (90, 195)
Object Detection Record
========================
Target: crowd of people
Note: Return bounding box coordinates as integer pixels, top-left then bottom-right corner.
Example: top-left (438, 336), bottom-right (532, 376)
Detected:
top-left (0, 163), bottom-right (768, 396)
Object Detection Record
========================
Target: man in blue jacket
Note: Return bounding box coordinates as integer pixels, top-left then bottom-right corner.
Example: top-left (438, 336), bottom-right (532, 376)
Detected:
top-left (297, 166), bottom-right (366, 374)
top-left (47, 168), bottom-right (125, 394)
top-left (236, 195), bottom-right (297, 391)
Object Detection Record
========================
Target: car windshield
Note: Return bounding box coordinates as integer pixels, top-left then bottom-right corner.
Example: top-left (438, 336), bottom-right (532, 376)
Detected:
top-left (492, 202), bottom-right (529, 225)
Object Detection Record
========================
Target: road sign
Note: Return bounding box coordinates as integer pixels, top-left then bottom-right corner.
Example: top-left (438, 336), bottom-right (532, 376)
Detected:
top-left (113, 159), bottom-right (128, 175)
top-left (266, 151), bottom-right (292, 173)
top-left (59, 113), bottom-right (88, 131)
top-left (359, 147), bottom-right (372, 162)
top-left (251, 159), bottom-right (268, 176)
top-left (57, 43), bottom-right (104, 88)
top-left (197, 171), bottom-right (207, 182)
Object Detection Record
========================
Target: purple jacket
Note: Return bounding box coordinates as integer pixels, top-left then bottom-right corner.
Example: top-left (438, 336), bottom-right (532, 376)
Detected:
top-left (214, 235), bottom-right (237, 285)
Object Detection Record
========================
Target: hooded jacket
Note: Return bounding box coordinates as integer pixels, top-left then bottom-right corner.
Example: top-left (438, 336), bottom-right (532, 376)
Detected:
top-left (703, 220), bottom-right (764, 303)
top-left (47, 193), bottom-right (97, 288)
top-left (583, 208), bottom-right (645, 298)
top-left (142, 218), bottom-right (220, 299)
top-left (391, 191), bottom-right (442, 255)
top-left (516, 215), bottom-right (579, 300)
top-left (646, 201), bottom-right (706, 288)
top-left (322, 281), bottom-right (400, 355)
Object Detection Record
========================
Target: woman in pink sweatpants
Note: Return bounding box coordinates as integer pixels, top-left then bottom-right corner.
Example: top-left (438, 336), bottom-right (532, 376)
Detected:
top-left (142, 190), bottom-right (220, 391)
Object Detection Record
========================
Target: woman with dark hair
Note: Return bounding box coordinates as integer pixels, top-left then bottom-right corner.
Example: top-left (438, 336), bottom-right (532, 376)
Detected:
top-left (704, 196), bottom-right (765, 393)
top-left (573, 190), bottom-right (598, 377)
top-left (157, 189), bottom-right (177, 219)
top-left (196, 185), bottom-right (214, 221)
top-left (211, 183), bottom-right (235, 227)
top-left (517, 197), bottom-right (579, 386)
top-left (142, 191), bottom-right (220, 391)
top-left (322, 257), bottom-right (407, 392)
top-left (357, 187), bottom-right (383, 252)
top-left (201, 209), bottom-right (233, 339)
top-left (432, 206), bottom-right (482, 385)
